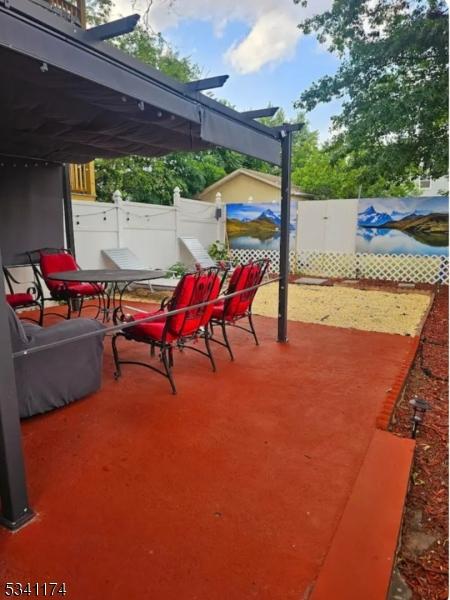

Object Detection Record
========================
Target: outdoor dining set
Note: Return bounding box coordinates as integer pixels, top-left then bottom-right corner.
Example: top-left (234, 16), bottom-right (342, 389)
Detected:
top-left (5, 247), bottom-right (270, 418)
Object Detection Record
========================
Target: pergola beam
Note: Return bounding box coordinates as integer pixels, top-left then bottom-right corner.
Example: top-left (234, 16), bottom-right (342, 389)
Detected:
top-left (271, 123), bottom-right (305, 135)
top-left (241, 107), bottom-right (279, 120)
top-left (185, 75), bottom-right (229, 92)
top-left (85, 14), bottom-right (140, 42)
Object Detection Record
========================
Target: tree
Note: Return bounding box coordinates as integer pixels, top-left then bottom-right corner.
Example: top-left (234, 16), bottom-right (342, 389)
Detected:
top-left (294, 0), bottom-right (448, 182)
top-left (93, 29), bottom-right (287, 203)
top-left (85, 0), bottom-right (112, 26)
top-left (292, 144), bottom-right (415, 199)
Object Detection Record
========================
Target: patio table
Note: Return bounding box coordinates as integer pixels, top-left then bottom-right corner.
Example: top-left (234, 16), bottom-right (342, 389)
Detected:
top-left (47, 268), bottom-right (166, 321)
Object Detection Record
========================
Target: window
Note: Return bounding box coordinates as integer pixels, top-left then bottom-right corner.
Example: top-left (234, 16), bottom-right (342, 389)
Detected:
top-left (419, 177), bottom-right (431, 189)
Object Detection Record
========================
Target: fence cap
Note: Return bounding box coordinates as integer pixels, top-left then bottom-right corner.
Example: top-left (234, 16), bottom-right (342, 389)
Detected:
top-left (112, 190), bottom-right (123, 204)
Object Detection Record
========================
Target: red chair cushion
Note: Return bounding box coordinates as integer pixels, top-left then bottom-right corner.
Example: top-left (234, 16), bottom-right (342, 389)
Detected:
top-left (199, 272), bottom-right (221, 326)
top-left (65, 283), bottom-right (104, 297)
top-left (211, 300), bottom-right (225, 320)
top-left (40, 252), bottom-right (104, 296)
top-left (223, 264), bottom-right (261, 320)
top-left (40, 251), bottom-right (78, 292)
top-left (127, 310), bottom-right (174, 342)
top-left (6, 292), bottom-right (35, 308)
top-left (127, 271), bottom-right (221, 343)
top-left (128, 320), bottom-right (170, 343)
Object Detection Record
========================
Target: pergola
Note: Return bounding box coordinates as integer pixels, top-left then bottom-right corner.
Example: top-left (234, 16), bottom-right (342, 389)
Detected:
top-left (0, 0), bottom-right (299, 530)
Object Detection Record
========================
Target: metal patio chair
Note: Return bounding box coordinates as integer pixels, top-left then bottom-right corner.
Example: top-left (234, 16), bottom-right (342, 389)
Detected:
top-left (210, 258), bottom-right (270, 360)
top-left (112, 266), bottom-right (227, 394)
top-left (3, 266), bottom-right (43, 324)
top-left (28, 248), bottom-right (106, 321)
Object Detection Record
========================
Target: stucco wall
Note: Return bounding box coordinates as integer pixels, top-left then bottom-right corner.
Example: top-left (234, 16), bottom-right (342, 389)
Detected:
top-left (199, 173), bottom-right (299, 204)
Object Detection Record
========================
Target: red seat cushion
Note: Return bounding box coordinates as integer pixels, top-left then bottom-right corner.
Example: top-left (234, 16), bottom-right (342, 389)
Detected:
top-left (65, 283), bottom-right (104, 296)
top-left (128, 320), bottom-right (170, 342)
top-left (40, 252), bottom-right (104, 296)
top-left (6, 292), bottom-right (35, 308)
top-left (127, 310), bottom-right (173, 342)
top-left (128, 271), bottom-right (221, 342)
top-left (132, 309), bottom-right (166, 322)
top-left (211, 301), bottom-right (224, 319)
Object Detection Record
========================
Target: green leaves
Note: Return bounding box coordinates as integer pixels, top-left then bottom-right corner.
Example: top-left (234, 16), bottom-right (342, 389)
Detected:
top-left (294, 0), bottom-right (449, 181)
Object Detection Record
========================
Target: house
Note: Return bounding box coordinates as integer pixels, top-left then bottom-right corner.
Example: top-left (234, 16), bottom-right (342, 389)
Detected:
top-left (197, 168), bottom-right (313, 204)
top-left (416, 174), bottom-right (449, 197)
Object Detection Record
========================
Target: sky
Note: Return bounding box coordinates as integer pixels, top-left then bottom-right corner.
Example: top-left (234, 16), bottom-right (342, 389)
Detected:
top-left (112, 0), bottom-right (342, 142)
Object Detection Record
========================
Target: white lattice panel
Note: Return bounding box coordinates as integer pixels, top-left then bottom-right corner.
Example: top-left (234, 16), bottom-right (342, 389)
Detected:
top-left (230, 249), bottom-right (449, 285)
top-left (230, 248), bottom-right (296, 274)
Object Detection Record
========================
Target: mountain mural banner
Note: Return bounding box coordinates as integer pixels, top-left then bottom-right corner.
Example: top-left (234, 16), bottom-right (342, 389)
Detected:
top-left (226, 203), bottom-right (297, 250)
top-left (356, 197), bottom-right (449, 256)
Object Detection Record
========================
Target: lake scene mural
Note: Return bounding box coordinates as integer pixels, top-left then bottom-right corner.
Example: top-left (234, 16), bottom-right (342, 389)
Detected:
top-left (356, 197), bottom-right (448, 256)
top-left (226, 203), bottom-right (297, 250)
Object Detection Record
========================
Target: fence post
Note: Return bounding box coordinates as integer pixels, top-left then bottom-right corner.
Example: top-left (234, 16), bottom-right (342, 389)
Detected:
top-left (173, 187), bottom-right (181, 261)
top-left (173, 186), bottom-right (181, 205)
top-left (113, 190), bottom-right (124, 248)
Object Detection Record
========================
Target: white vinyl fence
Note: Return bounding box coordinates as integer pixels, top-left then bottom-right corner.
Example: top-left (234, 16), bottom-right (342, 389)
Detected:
top-left (73, 187), bottom-right (222, 270)
top-left (5, 188), bottom-right (223, 295)
top-left (5, 192), bottom-right (448, 289)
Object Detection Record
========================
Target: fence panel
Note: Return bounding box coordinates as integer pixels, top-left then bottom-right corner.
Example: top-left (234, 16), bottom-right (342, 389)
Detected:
top-left (121, 201), bottom-right (177, 269)
top-left (73, 200), bottom-right (118, 269)
top-left (176, 196), bottom-right (221, 247)
top-left (72, 192), bottom-right (224, 271)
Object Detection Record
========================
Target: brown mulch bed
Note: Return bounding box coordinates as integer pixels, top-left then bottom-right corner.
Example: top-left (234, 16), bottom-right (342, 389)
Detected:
top-left (391, 285), bottom-right (448, 600)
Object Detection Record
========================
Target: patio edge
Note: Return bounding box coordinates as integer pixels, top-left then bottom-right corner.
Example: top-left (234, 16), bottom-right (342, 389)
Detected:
top-left (309, 429), bottom-right (415, 600)
top-left (375, 336), bottom-right (421, 430)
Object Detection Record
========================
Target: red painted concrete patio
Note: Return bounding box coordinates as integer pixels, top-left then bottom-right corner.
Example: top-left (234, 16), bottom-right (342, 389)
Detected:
top-left (1, 313), bottom-right (416, 599)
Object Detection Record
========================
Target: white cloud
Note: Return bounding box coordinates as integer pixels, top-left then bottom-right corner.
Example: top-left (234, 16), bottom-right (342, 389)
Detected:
top-left (225, 11), bottom-right (300, 74)
top-left (113, 0), bottom-right (333, 74)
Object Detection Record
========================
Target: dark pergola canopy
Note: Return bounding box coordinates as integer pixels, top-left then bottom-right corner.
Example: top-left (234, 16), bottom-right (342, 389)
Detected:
top-left (0, 0), bottom-right (298, 531)
top-left (0, 1), bottom-right (282, 165)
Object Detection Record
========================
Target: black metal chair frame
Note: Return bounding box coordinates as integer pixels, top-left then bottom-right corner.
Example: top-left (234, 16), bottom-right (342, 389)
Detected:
top-left (27, 248), bottom-right (107, 322)
top-left (210, 258), bottom-right (270, 361)
top-left (111, 267), bottom-right (227, 394)
top-left (3, 265), bottom-right (44, 325)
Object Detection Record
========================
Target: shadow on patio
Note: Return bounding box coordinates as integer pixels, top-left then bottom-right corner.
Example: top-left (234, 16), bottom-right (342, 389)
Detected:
top-left (1, 310), bottom-right (416, 599)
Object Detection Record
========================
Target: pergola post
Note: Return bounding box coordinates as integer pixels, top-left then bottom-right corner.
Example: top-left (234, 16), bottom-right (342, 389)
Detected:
top-left (62, 164), bottom-right (76, 257)
top-left (0, 250), bottom-right (34, 530)
top-left (277, 127), bottom-right (293, 342)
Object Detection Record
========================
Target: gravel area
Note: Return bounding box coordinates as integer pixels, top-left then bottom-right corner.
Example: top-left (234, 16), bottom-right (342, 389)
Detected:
top-left (253, 283), bottom-right (432, 336)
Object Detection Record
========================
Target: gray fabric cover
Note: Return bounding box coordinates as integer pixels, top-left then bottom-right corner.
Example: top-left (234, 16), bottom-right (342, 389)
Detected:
top-left (8, 307), bottom-right (105, 419)
top-left (0, 30), bottom-right (281, 165)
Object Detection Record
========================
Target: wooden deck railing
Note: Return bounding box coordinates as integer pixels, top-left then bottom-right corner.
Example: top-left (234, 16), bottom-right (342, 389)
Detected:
top-left (69, 162), bottom-right (96, 201)
top-left (45, 0), bottom-right (86, 27)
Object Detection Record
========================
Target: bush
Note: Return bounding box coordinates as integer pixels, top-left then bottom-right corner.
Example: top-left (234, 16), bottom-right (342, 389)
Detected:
top-left (165, 262), bottom-right (188, 278)
top-left (208, 241), bottom-right (230, 261)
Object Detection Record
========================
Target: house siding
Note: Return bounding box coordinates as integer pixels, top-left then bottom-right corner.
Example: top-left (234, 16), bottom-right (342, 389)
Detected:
top-left (198, 173), bottom-right (300, 204)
